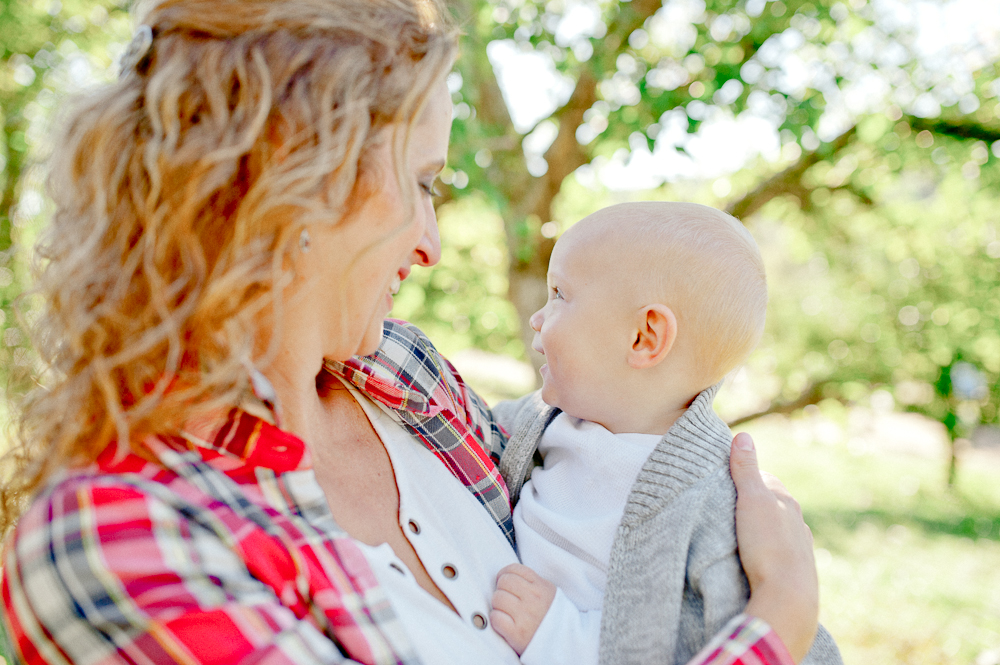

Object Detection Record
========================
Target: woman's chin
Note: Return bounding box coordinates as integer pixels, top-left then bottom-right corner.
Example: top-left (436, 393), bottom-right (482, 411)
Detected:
top-left (354, 320), bottom-right (388, 357)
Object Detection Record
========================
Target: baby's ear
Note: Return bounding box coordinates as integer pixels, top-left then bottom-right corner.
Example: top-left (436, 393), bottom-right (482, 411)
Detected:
top-left (627, 304), bottom-right (677, 369)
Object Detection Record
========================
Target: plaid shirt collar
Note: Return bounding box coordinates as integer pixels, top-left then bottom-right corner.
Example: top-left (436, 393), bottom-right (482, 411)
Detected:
top-left (326, 319), bottom-right (514, 547)
top-left (330, 356), bottom-right (439, 420)
top-left (172, 368), bottom-right (438, 477)
top-left (178, 406), bottom-right (310, 474)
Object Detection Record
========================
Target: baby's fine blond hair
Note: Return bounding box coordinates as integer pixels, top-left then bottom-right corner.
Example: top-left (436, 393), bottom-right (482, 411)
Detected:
top-left (575, 201), bottom-right (767, 386)
top-left (2, 0), bottom-right (456, 532)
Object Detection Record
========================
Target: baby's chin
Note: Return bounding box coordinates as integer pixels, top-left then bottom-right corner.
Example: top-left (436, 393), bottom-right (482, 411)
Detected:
top-left (538, 373), bottom-right (610, 423)
top-left (538, 380), bottom-right (556, 407)
top-left (540, 390), bottom-right (589, 422)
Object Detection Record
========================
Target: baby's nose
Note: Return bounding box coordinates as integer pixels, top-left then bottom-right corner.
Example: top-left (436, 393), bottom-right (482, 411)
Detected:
top-left (529, 309), bottom-right (543, 331)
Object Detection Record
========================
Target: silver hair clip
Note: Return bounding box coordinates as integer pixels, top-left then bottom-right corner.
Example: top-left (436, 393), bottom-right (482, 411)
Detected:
top-left (118, 24), bottom-right (154, 80)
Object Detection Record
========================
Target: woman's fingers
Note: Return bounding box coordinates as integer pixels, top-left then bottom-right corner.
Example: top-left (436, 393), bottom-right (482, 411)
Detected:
top-left (759, 470), bottom-right (799, 507)
top-left (729, 432), bottom-right (778, 511)
top-left (729, 432), bottom-right (760, 472)
top-left (729, 432), bottom-right (816, 587)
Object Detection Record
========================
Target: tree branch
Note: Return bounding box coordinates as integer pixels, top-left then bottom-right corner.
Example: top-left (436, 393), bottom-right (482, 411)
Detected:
top-left (726, 126), bottom-right (857, 221)
top-left (603, 0), bottom-right (664, 52)
top-left (727, 383), bottom-right (826, 428)
top-left (907, 116), bottom-right (1000, 143)
top-left (842, 182), bottom-right (874, 207)
top-left (521, 69), bottom-right (598, 223)
top-left (518, 0), bottom-right (665, 226)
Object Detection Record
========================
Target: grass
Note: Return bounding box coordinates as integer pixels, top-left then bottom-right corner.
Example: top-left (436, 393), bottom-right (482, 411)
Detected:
top-left (740, 413), bottom-right (1000, 665)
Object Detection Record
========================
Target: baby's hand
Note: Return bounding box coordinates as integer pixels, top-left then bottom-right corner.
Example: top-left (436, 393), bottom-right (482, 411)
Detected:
top-left (489, 563), bottom-right (557, 654)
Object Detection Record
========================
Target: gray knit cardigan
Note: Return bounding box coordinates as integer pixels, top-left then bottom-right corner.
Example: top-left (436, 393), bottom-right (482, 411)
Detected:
top-left (494, 385), bottom-right (842, 665)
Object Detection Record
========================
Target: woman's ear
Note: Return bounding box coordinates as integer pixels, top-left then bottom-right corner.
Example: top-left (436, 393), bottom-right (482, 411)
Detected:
top-left (627, 304), bottom-right (677, 369)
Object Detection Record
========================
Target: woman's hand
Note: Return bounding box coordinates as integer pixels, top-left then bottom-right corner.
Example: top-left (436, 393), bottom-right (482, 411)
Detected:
top-left (730, 432), bottom-right (819, 663)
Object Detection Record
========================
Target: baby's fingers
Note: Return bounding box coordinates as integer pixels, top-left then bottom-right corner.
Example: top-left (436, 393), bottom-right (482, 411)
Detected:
top-left (496, 563), bottom-right (540, 583)
top-left (489, 585), bottom-right (547, 654)
top-left (490, 587), bottom-right (523, 616)
top-left (489, 606), bottom-right (516, 639)
top-left (495, 564), bottom-right (540, 595)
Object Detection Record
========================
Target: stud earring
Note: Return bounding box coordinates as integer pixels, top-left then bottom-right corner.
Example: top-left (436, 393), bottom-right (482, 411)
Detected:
top-left (299, 228), bottom-right (311, 252)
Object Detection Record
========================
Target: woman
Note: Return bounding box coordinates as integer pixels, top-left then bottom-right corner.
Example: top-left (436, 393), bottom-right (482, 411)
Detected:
top-left (0, 0), bottom-right (818, 663)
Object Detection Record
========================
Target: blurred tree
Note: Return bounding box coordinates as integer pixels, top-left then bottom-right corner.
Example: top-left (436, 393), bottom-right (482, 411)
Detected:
top-left (415, 0), bottom-right (1000, 484)
top-left (727, 115), bottom-right (1000, 486)
top-left (4, 0), bottom-right (1000, 485)
top-left (0, 0), bottom-right (130, 390)
top-left (441, 0), bottom-right (876, 367)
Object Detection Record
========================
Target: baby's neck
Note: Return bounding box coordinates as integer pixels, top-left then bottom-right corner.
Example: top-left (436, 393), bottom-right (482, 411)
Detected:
top-left (594, 391), bottom-right (697, 436)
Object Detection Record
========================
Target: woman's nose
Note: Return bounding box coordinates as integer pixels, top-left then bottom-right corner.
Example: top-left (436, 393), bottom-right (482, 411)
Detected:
top-left (412, 210), bottom-right (441, 267)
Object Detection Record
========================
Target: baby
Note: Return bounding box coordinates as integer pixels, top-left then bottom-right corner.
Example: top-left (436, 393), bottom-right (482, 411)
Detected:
top-left (490, 202), bottom-right (841, 665)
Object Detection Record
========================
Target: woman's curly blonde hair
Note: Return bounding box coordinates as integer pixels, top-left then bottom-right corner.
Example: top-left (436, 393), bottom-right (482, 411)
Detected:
top-left (1, 0), bottom-right (456, 532)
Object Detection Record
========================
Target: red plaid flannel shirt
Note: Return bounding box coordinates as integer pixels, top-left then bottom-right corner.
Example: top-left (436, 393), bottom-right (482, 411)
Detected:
top-left (1, 319), bottom-right (792, 665)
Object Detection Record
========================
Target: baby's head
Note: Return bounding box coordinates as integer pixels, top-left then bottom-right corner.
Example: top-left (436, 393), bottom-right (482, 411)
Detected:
top-left (529, 201), bottom-right (766, 433)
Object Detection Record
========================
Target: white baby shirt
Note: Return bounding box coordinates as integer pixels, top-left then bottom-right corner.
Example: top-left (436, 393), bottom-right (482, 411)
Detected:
top-left (514, 412), bottom-right (661, 665)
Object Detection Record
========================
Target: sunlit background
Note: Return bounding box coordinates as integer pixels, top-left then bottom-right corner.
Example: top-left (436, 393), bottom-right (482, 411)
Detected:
top-left (2, 0), bottom-right (999, 663)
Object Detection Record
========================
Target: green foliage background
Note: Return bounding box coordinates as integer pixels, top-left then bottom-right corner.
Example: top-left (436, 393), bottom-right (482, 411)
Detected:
top-left (1, 0), bottom-right (1000, 663)
top-left (0, 0), bottom-right (131, 392)
top-left (3, 0), bottom-right (999, 435)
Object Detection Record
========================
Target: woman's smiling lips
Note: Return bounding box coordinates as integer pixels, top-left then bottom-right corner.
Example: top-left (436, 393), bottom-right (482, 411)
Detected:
top-left (386, 268), bottom-right (410, 308)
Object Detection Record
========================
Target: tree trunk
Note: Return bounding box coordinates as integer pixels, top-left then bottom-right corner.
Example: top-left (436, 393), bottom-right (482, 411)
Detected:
top-left (947, 437), bottom-right (958, 488)
top-left (1, 118), bottom-right (26, 257)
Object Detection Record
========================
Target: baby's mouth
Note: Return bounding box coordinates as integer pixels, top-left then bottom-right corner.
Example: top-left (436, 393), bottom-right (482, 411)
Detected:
top-left (390, 275), bottom-right (401, 295)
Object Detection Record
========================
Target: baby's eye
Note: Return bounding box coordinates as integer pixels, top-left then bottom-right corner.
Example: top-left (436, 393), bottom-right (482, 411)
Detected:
top-left (551, 286), bottom-right (564, 300)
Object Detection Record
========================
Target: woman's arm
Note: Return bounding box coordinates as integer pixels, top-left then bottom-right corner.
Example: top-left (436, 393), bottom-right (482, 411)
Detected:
top-left (728, 432), bottom-right (820, 663)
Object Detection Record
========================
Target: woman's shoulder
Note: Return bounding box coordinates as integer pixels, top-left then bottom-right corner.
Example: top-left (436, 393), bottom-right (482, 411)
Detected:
top-left (0, 442), bottom-right (379, 665)
top-left (5, 434), bottom-right (249, 554)
top-left (10, 450), bottom-right (174, 539)
top-left (2, 455), bottom-right (178, 615)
